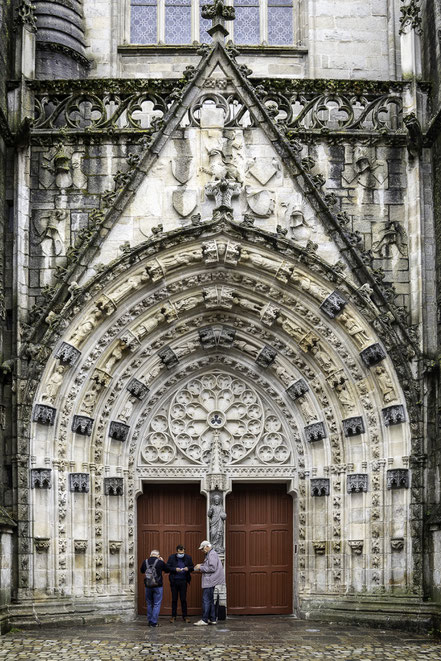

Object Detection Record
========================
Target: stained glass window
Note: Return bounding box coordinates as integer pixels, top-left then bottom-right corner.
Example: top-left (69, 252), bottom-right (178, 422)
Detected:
top-left (131, 0), bottom-right (157, 44)
top-left (165, 0), bottom-right (192, 44)
top-left (268, 0), bottom-right (293, 45)
top-left (234, 0), bottom-right (260, 45)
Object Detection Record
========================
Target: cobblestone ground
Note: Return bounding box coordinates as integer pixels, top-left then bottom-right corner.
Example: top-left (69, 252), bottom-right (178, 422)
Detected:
top-left (1, 617), bottom-right (441, 660)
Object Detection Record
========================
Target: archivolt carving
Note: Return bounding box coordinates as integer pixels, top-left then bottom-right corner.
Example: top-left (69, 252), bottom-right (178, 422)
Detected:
top-left (140, 371), bottom-right (291, 466)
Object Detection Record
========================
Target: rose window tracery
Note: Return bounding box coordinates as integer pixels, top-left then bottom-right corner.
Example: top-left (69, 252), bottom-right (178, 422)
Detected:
top-left (140, 371), bottom-right (291, 465)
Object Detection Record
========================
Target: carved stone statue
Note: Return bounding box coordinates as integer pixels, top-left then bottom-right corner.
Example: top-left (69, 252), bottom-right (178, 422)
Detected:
top-left (339, 312), bottom-right (371, 349)
top-left (41, 365), bottom-right (66, 404)
top-left (232, 293), bottom-right (263, 315)
top-left (291, 270), bottom-right (329, 301)
top-left (158, 249), bottom-right (203, 274)
top-left (297, 395), bottom-right (317, 423)
top-left (375, 366), bottom-right (397, 403)
top-left (109, 270), bottom-right (150, 303)
top-left (208, 493), bottom-right (227, 554)
top-left (69, 305), bottom-right (103, 347)
top-left (276, 315), bottom-right (304, 342)
top-left (311, 343), bottom-right (339, 375)
top-left (240, 249), bottom-right (284, 276)
top-left (102, 341), bottom-right (127, 374)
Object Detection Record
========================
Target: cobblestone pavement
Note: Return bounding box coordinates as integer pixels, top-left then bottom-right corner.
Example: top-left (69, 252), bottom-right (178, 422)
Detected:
top-left (1, 617), bottom-right (441, 660)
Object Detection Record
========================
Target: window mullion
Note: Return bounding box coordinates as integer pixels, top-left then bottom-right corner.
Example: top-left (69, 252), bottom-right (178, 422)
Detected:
top-left (193, 0), bottom-right (199, 43)
top-left (261, 0), bottom-right (268, 45)
top-left (158, 0), bottom-right (165, 43)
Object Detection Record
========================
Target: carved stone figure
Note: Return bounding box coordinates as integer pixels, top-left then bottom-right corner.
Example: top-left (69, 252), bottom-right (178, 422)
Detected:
top-left (311, 343), bottom-right (338, 375)
top-left (333, 381), bottom-right (355, 413)
top-left (234, 339), bottom-right (259, 357)
top-left (118, 398), bottom-right (135, 423)
top-left (109, 270), bottom-right (149, 303)
top-left (276, 315), bottom-right (304, 342)
top-left (136, 311), bottom-right (166, 339)
top-left (297, 396), bottom-right (316, 423)
top-left (291, 271), bottom-right (329, 301)
top-left (41, 365), bottom-right (66, 404)
top-left (69, 306), bottom-right (103, 348)
top-left (80, 380), bottom-right (103, 416)
top-left (375, 365), bottom-right (397, 403)
top-left (173, 340), bottom-right (199, 359)
top-left (208, 493), bottom-right (227, 553)
top-left (339, 312), bottom-right (371, 349)
top-left (205, 178), bottom-right (241, 210)
top-left (372, 221), bottom-right (408, 257)
top-left (240, 250), bottom-right (285, 278)
top-left (102, 341), bottom-right (127, 374)
top-left (232, 293), bottom-right (263, 315)
top-left (174, 293), bottom-right (205, 313)
top-left (158, 249), bottom-right (202, 274)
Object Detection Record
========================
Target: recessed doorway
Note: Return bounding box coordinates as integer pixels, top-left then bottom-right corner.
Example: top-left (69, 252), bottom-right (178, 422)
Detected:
top-left (137, 483), bottom-right (206, 616)
top-left (226, 483), bottom-right (293, 614)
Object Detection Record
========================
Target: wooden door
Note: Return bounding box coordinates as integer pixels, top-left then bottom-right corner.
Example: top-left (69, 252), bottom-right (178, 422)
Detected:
top-left (226, 483), bottom-right (293, 614)
top-left (137, 483), bottom-right (206, 616)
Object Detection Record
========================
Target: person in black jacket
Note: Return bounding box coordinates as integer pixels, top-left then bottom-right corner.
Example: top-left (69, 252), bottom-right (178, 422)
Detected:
top-left (140, 549), bottom-right (170, 627)
top-left (167, 544), bottom-right (194, 623)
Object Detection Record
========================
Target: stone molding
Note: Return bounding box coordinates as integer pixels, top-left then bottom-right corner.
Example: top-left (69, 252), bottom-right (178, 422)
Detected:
top-left (286, 379), bottom-right (309, 400)
top-left (313, 541), bottom-right (326, 555)
top-left (109, 541), bottom-right (122, 554)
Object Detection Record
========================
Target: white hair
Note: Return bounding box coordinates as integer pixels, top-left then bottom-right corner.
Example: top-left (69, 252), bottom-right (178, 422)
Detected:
top-left (150, 549), bottom-right (160, 557)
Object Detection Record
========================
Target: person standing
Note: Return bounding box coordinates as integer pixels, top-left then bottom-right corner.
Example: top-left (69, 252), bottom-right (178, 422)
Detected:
top-left (140, 549), bottom-right (170, 627)
top-left (193, 540), bottom-right (225, 626)
top-left (167, 544), bottom-right (194, 623)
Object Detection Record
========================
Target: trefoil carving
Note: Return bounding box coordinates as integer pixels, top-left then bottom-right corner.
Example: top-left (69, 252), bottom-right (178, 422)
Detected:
top-left (311, 478), bottom-right (330, 497)
top-left (104, 477), bottom-right (124, 496)
top-left (347, 474), bottom-right (368, 493)
top-left (31, 469), bottom-right (52, 489)
top-left (387, 469), bottom-right (409, 489)
top-left (343, 416), bottom-right (365, 437)
top-left (69, 473), bottom-right (90, 493)
top-left (72, 415), bottom-right (94, 436)
top-left (33, 404), bottom-right (56, 426)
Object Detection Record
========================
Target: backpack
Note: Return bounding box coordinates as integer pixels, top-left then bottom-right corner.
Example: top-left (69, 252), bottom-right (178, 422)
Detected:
top-left (144, 558), bottom-right (160, 587)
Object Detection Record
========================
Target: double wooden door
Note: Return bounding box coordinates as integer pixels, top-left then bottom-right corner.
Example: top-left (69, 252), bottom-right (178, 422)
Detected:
top-left (226, 483), bottom-right (293, 614)
top-left (137, 484), bottom-right (205, 615)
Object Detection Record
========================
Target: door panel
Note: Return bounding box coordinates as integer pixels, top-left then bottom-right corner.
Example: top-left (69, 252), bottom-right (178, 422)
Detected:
top-left (137, 483), bottom-right (205, 616)
top-left (226, 483), bottom-right (293, 614)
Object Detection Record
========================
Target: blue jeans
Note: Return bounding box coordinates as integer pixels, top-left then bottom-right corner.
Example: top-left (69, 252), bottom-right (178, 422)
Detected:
top-left (202, 586), bottom-right (216, 623)
top-left (145, 586), bottom-right (163, 624)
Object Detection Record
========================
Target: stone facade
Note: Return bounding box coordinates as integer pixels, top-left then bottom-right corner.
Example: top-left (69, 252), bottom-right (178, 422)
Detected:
top-left (0, 0), bottom-right (441, 633)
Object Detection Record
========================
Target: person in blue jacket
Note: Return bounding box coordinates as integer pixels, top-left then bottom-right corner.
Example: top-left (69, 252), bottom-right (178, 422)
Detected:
top-left (166, 544), bottom-right (194, 623)
top-left (140, 549), bottom-right (170, 627)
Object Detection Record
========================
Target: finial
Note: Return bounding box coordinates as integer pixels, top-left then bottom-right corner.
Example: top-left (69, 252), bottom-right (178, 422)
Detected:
top-left (201, 1), bottom-right (235, 42)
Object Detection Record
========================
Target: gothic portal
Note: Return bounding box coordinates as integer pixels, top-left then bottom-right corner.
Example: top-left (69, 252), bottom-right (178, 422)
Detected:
top-left (1, 0), bottom-right (440, 633)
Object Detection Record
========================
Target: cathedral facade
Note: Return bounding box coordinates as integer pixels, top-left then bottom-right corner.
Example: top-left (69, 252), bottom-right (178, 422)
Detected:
top-left (1, 0), bottom-right (441, 631)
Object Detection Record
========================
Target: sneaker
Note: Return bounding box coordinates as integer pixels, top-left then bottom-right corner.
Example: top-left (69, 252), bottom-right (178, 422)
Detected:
top-left (208, 620), bottom-right (217, 625)
top-left (149, 622), bottom-right (159, 627)
top-left (170, 617), bottom-right (176, 623)
top-left (193, 619), bottom-right (208, 626)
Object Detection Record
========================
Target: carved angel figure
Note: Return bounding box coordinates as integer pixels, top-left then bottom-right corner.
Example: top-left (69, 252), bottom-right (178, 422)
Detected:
top-left (109, 270), bottom-right (149, 303)
top-left (240, 249), bottom-right (283, 275)
top-left (158, 249), bottom-right (202, 273)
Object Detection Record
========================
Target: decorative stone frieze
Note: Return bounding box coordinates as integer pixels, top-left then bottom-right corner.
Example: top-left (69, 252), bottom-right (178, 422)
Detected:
top-left (311, 478), bottom-right (330, 496)
top-left (126, 377), bottom-right (149, 400)
top-left (348, 540), bottom-right (363, 554)
top-left (104, 477), bottom-right (124, 496)
top-left (360, 343), bottom-right (386, 367)
top-left (391, 538), bottom-right (405, 551)
top-left (382, 405), bottom-right (405, 426)
top-left (347, 474), bottom-right (368, 493)
top-left (158, 346), bottom-right (179, 369)
top-left (55, 342), bottom-right (81, 366)
top-left (313, 541), bottom-right (326, 555)
top-left (34, 538), bottom-right (50, 553)
top-left (219, 327), bottom-right (236, 347)
top-left (343, 416), bottom-right (365, 437)
top-left (31, 469), bottom-right (52, 489)
top-left (109, 421), bottom-right (130, 442)
top-left (304, 422), bottom-right (326, 442)
top-left (32, 404), bottom-right (56, 426)
top-left (387, 469), bottom-right (409, 489)
top-left (74, 540), bottom-right (88, 553)
top-left (69, 473), bottom-right (90, 493)
top-left (286, 379), bottom-right (309, 400)
top-left (255, 345), bottom-right (277, 368)
top-left (109, 541), bottom-right (122, 554)
top-left (71, 415), bottom-right (94, 436)
top-left (320, 291), bottom-right (347, 318)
